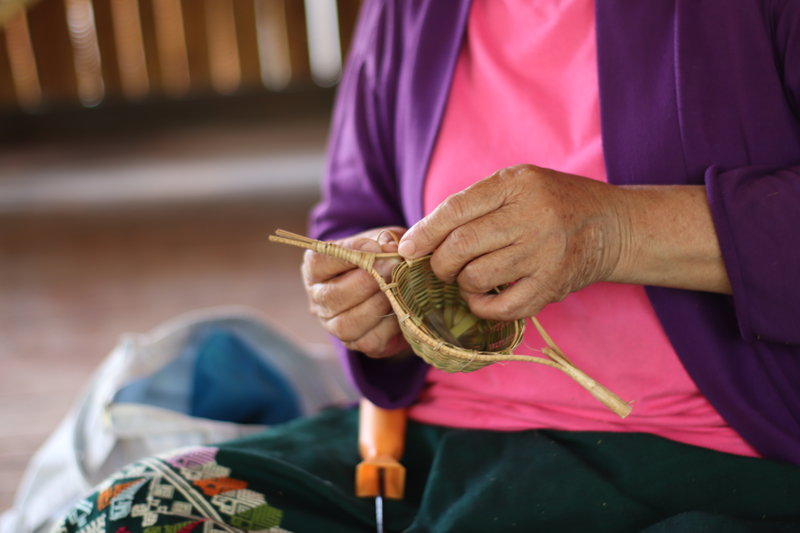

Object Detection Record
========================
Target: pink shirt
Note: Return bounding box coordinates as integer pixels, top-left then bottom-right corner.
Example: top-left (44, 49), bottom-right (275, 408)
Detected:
top-left (409, 0), bottom-right (757, 457)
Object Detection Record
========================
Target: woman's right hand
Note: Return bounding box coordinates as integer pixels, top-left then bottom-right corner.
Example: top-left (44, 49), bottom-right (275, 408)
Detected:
top-left (301, 227), bottom-right (412, 359)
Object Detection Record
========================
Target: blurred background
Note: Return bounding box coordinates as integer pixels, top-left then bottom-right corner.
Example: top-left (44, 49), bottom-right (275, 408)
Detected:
top-left (0, 0), bottom-right (361, 510)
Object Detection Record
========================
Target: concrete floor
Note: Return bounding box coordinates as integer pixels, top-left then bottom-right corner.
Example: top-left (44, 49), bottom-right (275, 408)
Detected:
top-left (0, 196), bottom-right (336, 513)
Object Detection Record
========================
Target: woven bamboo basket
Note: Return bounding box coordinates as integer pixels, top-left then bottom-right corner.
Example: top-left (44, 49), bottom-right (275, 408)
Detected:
top-left (270, 229), bottom-right (631, 418)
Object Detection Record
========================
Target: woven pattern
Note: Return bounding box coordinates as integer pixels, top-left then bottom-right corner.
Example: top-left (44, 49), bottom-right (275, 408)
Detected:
top-left (391, 257), bottom-right (524, 372)
top-left (269, 229), bottom-right (631, 418)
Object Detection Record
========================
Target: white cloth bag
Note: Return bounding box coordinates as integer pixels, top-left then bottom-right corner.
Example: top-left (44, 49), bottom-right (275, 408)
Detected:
top-left (0, 306), bottom-right (357, 533)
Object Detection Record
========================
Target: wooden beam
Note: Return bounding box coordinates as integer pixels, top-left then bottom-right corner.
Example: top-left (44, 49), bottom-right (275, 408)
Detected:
top-left (336, 0), bottom-right (360, 59)
top-left (150, 0), bottom-right (190, 97)
top-left (64, 0), bottom-right (105, 106)
top-left (91, 0), bottom-right (122, 100)
top-left (0, 0), bottom-right (43, 28)
top-left (232, 0), bottom-right (259, 89)
top-left (283, 0), bottom-right (309, 86)
top-left (0, 21), bottom-right (20, 109)
top-left (26, 0), bottom-right (76, 105)
top-left (204, 0), bottom-right (240, 94)
top-left (109, 0), bottom-right (149, 100)
top-left (181, 0), bottom-right (210, 93)
top-left (253, 0), bottom-right (290, 90)
top-left (2, 8), bottom-right (42, 109)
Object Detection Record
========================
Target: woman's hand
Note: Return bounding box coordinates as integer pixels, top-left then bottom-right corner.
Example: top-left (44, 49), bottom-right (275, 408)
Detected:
top-left (397, 165), bottom-right (624, 321)
top-left (302, 227), bottom-right (412, 358)
top-left (397, 164), bottom-right (730, 322)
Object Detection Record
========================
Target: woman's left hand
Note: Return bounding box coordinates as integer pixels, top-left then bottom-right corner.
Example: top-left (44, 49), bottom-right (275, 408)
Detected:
top-left (397, 164), bottom-right (627, 321)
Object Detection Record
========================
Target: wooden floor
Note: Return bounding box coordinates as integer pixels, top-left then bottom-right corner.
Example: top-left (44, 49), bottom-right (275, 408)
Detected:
top-left (0, 195), bottom-right (333, 512)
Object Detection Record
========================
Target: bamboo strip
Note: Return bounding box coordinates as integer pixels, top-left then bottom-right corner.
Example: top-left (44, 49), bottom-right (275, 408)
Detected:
top-left (269, 229), bottom-right (632, 418)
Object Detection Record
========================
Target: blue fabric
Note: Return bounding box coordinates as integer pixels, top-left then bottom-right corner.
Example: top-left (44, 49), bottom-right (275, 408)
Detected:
top-left (113, 345), bottom-right (194, 414)
top-left (114, 326), bottom-right (302, 425)
top-left (190, 328), bottom-right (301, 425)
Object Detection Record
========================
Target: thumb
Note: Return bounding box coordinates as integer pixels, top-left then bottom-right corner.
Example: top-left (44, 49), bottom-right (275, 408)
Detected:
top-left (399, 179), bottom-right (504, 259)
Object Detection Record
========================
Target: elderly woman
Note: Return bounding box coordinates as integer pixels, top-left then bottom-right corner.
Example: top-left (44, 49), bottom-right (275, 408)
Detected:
top-left (55, 1), bottom-right (800, 532)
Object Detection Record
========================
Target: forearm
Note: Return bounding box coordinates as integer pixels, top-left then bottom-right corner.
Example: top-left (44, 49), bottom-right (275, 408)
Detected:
top-left (609, 185), bottom-right (732, 294)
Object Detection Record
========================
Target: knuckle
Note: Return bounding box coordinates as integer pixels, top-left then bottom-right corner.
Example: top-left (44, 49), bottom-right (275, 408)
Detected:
top-left (373, 293), bottom-right (392, 315)
top-left (326, 315), bottom-right (358, 343)
top-left (515, 163), bottom-right (538, 175)
top-left (410, 219), bottom-right (435, 250)
top-left (458, 263), bottom-right (490, 293)
top-left (303, 249), bottom-right (322, 270)
top-left (347, 333), bottom-right (385, 358)
top-left (348, 236), bottom-right (381, 253)
top-left (302, 250), bottom-right (329, 282)
top-left (308, 282), bottom-right (336, 311)
top-left (497, 164), bottom-right (531, 183)
top-left (308, 300), bottom-right (326, 320)
top-left (358, 337), bottom-right (382, 357)
top-left (343, 341), bottom-right (360, 353)
top-left (443, 190), bottom-right (470, 221)
top-left (300, 252), bottom-right (315, 283)
top-left (375, 257), bottom-right (400, 281)
top-left (428, 252), bottom-right (450, 281)
top-left (494, 308), bottom-right (517, 323)
top-left (324, 315), bottom-right (345, 338)
top-left (385, 320), bottom-right (402, 339)
top-left (493, 306), bottom-right (515, 322)
top-left (447, 225), bottom-right (480, 257)
top-left (429, 253), bottom-right (463, 284)
top-left (494, 297), bottom-right (525, 322)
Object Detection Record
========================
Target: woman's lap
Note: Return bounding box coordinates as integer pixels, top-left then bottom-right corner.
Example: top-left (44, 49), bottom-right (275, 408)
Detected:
top-left (54, 408), bottom-right (800, 533)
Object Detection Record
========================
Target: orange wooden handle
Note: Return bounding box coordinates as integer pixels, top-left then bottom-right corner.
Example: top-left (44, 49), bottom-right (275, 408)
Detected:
top-left (356, 399), bottom-right (408, 499)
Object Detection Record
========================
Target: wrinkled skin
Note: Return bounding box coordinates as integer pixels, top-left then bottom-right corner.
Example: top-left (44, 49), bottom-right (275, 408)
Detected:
top-left (398, 164), bottom-right (626, 321)
top-left (303, 164), bottom-right (730, 358)
top-left (301, 227), bottom-right (412, 359)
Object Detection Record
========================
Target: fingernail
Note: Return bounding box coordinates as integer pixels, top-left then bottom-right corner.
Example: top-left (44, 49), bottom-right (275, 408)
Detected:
top-left (397, 239), bottom-right (416, 258)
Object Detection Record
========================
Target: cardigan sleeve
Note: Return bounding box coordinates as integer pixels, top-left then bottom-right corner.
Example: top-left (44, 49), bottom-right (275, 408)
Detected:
top-left (308, 0), bottom-right (430, 409)
top-left (309, 0), bottom-right (405, 240)
top-left (705, 2), bottom-right (800, 345)
top-left (706, 165), bottom-right (800, 344)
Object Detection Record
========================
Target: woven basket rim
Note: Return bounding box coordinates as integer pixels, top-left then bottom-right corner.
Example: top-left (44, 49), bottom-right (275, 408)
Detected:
top-left (268, 229), bottom-right (632, 418)
top-left (387, 257), bottom-right (526, 360)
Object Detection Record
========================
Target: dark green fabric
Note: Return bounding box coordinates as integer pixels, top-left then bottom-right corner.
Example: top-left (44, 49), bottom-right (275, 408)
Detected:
top-left (223, 409), bottom-right (800, 532)
top-left (54, 407), bottom-right (800, 533)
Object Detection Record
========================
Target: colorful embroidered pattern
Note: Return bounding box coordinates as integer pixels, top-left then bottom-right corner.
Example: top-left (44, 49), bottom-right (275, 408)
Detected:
top-left (52, 447), bottom-right (291, 533)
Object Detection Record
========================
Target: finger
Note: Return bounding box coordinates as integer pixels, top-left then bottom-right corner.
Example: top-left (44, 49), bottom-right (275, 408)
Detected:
top-left (348, 236), bottom-right (383, 253)
top-left (301, 235), bottom-right (383, 285)
top-left (462, 276), bottom-right (556, 321)
top-left (344, 316), bottom-right (407, 359)
top-left (398, 176), bottom-right (505, 259)
top-left (429, 211), bottom-right (519, 283)
top-left (373, 239), bottom-right (403, 281)
top-left (308, 268), bottom-right (381, 319)
top-left (375, 228), bottom-right (404, 251)
top-left (454, 244), bottom-right (532, 294)
top-left (302, 249), bottom-right (356, 285)
top-left (323, 290), bottom-right (393, 343)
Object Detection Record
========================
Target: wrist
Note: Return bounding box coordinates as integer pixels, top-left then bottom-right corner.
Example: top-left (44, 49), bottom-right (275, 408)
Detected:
top-left (603, 185), bottom-right (638, 285)
top-left (605, 185), bottom-right (731, 294)
top-left (585, 181), bottom-right (632, 287)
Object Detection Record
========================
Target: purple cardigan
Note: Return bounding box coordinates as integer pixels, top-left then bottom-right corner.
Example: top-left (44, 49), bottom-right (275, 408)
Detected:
top-left (309, 0), bottom-right (800, 464)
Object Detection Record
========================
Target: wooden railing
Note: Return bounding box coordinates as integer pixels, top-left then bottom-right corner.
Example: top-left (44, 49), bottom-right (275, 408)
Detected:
top-left (0, 0), bottom-right (360, 112)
